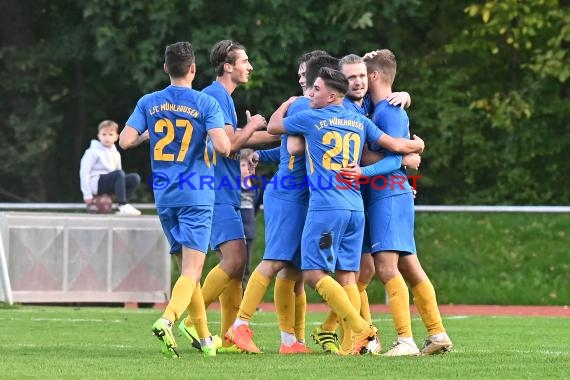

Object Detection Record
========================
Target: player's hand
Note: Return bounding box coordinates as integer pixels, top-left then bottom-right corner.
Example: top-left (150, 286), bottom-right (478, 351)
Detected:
top-left (247, 111), bottom-right (267, 130)
top-left (412, 134), bottom-right (424, 154)
top-left (403, 153), bottom-right (421, 171)
top-left (339, 162), bottom-right (362, 181)
top-left (247, 151), bottom-right (260, 174)
top-left (285, 96), bottom-right (298, 105)
top-left (84, 198), bottom-right (93, 205)
top-left (140, 130), bottom-right (150, 141)
top-left (387, 91), bottom-right (411, 109)
top-left (363, 50), bottom-right (379, 60)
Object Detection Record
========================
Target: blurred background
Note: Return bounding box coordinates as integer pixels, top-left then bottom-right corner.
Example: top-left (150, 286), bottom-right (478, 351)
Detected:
top-left (1, 0), bottom-right (568, 205)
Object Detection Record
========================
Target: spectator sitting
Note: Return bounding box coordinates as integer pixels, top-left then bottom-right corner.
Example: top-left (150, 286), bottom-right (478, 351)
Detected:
top-left (79, 120), bottom-right (142, 215)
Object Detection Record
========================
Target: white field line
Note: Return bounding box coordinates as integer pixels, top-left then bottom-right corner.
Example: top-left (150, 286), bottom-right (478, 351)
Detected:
top-left (452, 348), bottom-right (570, 356)
top-left (11, 343), bottom-right (137, 349)
top-left (0, 317), bottom-right (123, 323)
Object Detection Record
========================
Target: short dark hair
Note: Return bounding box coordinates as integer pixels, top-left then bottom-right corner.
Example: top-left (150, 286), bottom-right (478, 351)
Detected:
top-left (297, 50), bottom-right (328, 65)
top-left (318, 67), bottom-right (348, 95)
top-left (164, 41), bottom-right (195, 78)
top-left (305, 55), bottom-right (339, 90)
top-left (210, 39), bottom-right (246, 76)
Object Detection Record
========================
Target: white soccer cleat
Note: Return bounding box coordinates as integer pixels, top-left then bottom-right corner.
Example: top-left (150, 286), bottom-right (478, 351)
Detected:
top-left (383, 340), bottom-right (420, 356)
top-left (421, 333), bottom-right (453, 355)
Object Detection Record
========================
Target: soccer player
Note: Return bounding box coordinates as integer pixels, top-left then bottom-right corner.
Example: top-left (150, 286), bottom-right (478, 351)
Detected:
top-left (119, 41), bottom-right (231, 358)
top-left (178, 40), bottom-right (276, 353)
top-left (225, 53), bottom-right (338, 354)
top-left (342, 49), bottom-right (452, 356)
top-left (271, 51), bottom-right (332, 351)
top-left (268, 67), bottom-right (424, 355)
top-left (310, 54), bottom-right (421, 354)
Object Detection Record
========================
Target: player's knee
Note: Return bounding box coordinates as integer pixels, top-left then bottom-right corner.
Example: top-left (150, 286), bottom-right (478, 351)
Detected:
top-left (375, 265), bottom-right (399, 284)
top-left (257, 260), bottom-right (284, 277)
top-left (302, 272), bottom-right (320, 289)
top-left (358, 261), bottom-right (375, 283)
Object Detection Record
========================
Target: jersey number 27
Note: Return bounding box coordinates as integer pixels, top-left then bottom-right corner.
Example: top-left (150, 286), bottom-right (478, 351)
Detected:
top-left (154, 118), bottom-right (194, 162)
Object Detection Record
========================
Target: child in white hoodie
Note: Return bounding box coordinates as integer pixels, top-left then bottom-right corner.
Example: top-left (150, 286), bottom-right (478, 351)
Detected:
top-left (80, 120), bottom-right (142, 215)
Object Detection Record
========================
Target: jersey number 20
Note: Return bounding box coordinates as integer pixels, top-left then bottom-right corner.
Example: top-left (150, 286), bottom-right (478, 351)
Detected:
top-left (154, 119), bottom-right (193, 162)
top-left (322, 131), bottom-right (361, 170)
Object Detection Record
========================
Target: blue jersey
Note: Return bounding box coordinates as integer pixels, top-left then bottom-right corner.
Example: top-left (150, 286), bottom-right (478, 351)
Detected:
top-left (202, 81), bottom-right (241, 207)
top-left (126, 85), bottom-right (224, 207)
top-left (283, 104), bottom-right (383, 211)
top-left (288, 96), bottom-right (311, 115)
top-left (261, 96), bottom-right (310, 203)
top-left (368, 100), bottom-right (412, 203)
top-left (343, 94), bottom-right (373, 117)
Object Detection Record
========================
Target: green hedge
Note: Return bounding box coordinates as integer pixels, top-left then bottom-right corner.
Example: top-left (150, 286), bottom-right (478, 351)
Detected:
top-left (195, 212), bottom-right (569, 306)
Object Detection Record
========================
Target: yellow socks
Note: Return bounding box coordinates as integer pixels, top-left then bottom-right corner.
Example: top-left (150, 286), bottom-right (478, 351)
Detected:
top-left (315, 276), bottom-right (368, 334)
top-left (219, 278), bottom-right (242, 344)
top-left (412, 279), bottom-right (445, 336)
top-left (321, 310), bottom-right (339, 331)
top-left (238, 270), bottom-right (271, 321)
top-left (340, 284), bottom-right (361, 352)
top-left (188, 282), bottom-right (210, 339)
top-left (274, 277), bottom-right (296, 334)
top-left (184, 264), bottom-right (230, 328)
top-left (294, 291), bottom-right (307, 341)
top-left (385, 275), bottom-right (412, 337)
top-left (163, 275), bottom-right (196, 322)
top-left (357, 281), bottom-right (372, 323)
top-left (201, 264), bottom-right (231, 308)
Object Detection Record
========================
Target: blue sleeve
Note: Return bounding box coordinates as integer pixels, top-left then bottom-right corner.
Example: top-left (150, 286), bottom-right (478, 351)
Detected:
top-left (257, 147), bottom-right (280, 163)
top-left (361, 154), bottom-right (403, 177)
top-left (125, 96), bottom-right (148, 134)
top-left (364, 118), bottom-right (383, 145)
top-left (203, 96), bottom-right (225, 131)
top-left (283, 111), bottom-right (309, 135)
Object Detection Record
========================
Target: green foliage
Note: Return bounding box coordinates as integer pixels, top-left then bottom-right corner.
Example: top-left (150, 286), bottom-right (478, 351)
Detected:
top-left (406, 0), bottom-right (569, 204)
top-left (0, 0), bottom-right (567, 204)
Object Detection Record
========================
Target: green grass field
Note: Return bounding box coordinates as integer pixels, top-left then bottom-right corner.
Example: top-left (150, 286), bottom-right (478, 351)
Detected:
top-left (2, 306), bottom-right (568, 379)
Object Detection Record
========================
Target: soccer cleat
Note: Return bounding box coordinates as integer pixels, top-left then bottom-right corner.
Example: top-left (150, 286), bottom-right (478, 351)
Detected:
top-left (212, 334), bottom-right (223, 350)
top-left (421, 333), bottom-right (453, 355)
top-left (311, 327), bottom-right (339, 354)
top-left (201, 343), bottom-right (217, 357)
top-left (383, 340), bottom-right (421, 356)
top-left (352, 324), bottom-right (380, 355)
top-left (152, 318), bottom-right (179, 358)
top-left (217, 344), bottom-right (244, 353)
top-left (177, 318), bottom-right (202, 351)
top-left (279, 341), bottom-right (313, 354)
top-left (225, 325), bottom-right (261, 354)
